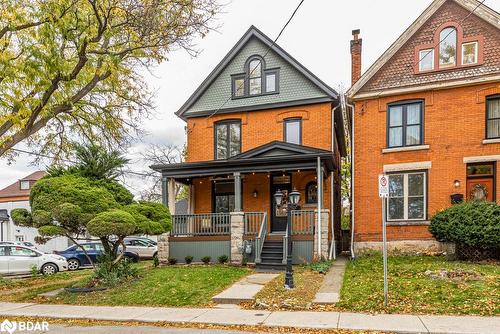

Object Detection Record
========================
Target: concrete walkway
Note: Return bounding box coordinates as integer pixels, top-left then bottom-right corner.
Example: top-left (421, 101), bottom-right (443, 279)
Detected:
top-left (313, 256), bottom-right (348, 304)
top-left (0, 302), bottom-right (499, 334)
top-left (212, 273), bottom-right (278, 304)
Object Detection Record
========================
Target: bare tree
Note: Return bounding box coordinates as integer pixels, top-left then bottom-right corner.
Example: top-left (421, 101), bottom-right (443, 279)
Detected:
top-left (140, 143), bottom-right (186, 202)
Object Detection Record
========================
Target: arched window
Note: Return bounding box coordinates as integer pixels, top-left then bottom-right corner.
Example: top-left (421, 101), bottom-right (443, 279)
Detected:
top-left (232, 55), bottom-right (279, 98)
top-left (439, 27), bottom-right (457, 68)
top-left (305, 182), bottom-right (317, 204)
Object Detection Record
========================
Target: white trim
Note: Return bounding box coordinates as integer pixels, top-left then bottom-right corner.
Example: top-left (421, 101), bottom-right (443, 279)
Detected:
top-left (382, 145), bottom-right (430, 154)
top-left (383, 161), bottom-right (432, 172)
top-left (463, 155), bottom-right (500, 163)
top-left (419, 49), bottom-right (435, 71)
top-left (386, 172), bottom-right (427, 222)
top-left (482, 138), bottom-right (500, 145)
top-left (347, 0), bottom-right (500, 98)
top-left (351, 75), bottom-right (500, 100)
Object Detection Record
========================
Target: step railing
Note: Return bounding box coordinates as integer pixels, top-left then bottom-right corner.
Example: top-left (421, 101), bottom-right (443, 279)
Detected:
top-left (254, 212), bottom-right (268, 264)
top-left (290, 210), bottom-right (315, 235)
top-left (244, 212), bottom-right (266, 236)
top-left (171, 213), bottom-right (230, 236)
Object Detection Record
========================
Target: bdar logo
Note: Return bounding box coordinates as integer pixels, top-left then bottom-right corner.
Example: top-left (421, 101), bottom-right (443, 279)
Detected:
top-left (0, 319), bottom-right (17, 334)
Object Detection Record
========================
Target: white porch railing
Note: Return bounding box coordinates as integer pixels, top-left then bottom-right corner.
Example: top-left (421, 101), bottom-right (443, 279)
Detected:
top-left (291, 210), bottom-right (315, 235)
top-left (244, 212), bottom-right (266, 235)
top-left (254, 212), bottom-right (268, 264)
top-left (171, 213), bottom-right (230, 236)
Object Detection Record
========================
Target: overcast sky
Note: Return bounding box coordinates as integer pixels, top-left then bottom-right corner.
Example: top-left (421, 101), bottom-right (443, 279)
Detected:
top-left (1, 0), bottom-right (498, 193)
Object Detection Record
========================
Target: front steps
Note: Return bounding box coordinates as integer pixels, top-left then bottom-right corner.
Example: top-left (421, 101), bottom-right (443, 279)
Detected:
top-left (256, 239), bottom-right (286, 272)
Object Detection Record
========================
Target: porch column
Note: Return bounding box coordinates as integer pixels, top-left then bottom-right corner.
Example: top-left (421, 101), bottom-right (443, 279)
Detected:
top-left (233, 172), bottom-right (242, 212)
top-left (314, 209), bottom-right (330, 259)
top-left (230, 212), bottom-right (244, 265)
top-left (161, 176), bottom-right (168, 207)
top-left (168, 178), bottom-right (176, 215)
top-left (159, 177), bottom-right (176, 265)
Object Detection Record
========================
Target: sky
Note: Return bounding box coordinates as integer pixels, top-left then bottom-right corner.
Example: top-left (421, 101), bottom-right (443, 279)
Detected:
top-left (1, 0), bottom-right (499, 193)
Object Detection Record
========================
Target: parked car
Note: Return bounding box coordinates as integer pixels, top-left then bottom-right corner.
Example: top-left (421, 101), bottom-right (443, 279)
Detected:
top-left (0, 245), bottom-right (68, 276)
top-left (54, 242), bottom-right (140, 271)
top-left (123, 237), bottom-right (158, 259)
top-left (0, 241), bottom-right (37, 249)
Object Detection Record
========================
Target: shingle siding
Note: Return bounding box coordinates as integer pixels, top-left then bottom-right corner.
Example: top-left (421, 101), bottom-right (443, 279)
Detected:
top-left (360, 0), bottom-right (500, 93)
top-left (186, 37), bottom-right (328, 115)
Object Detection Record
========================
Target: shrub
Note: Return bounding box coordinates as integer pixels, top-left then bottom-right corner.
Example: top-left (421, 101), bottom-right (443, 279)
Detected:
top-left (309, 258), bottom-right (333, 274)
top-left (217, 255), bottom-right (228, 264)
top-left (429, 201), bottom-right (500, 249)
top-left (153, 256), bottom-right (159, 268)
top-left (241, 256), bottom-right (248, 266)
top-left (201, 256), bottom-right (211, 264)
top-left (185, 255), bottom-right (194, 264)
top-left (92, 255), bottom-right (139, 287)
top-left (168, 257), bottom-right (177, 265)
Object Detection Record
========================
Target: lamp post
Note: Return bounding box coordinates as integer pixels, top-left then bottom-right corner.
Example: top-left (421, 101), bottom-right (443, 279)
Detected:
top-left (274, 188), bottom-right (300, 289)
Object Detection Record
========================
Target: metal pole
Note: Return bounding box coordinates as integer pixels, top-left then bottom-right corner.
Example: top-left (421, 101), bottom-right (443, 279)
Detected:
top-left (316, 157), bottom-right (322, 257)
top-left (284, 203), bottom-right (294, 289)
top-left (382, 198), bottom-right (388, 307)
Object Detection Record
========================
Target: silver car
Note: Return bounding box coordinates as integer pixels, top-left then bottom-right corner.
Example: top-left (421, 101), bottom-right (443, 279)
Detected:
top-left (123, 238), bottom-right (157, 259)
top-left (0, 245), bottom-right (68, 275)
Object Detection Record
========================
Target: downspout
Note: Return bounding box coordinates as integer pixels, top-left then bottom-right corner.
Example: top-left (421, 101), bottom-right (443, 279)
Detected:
top-left (345, 98), bottom-right (356, 259)
top-left (329, 104), bottom-right (341, 260)
top-left (316, 156), bottom-right (322, 258)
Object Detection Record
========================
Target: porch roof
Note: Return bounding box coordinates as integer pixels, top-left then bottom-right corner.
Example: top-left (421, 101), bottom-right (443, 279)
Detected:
top-left (151, 141), bottom-right (336, 183)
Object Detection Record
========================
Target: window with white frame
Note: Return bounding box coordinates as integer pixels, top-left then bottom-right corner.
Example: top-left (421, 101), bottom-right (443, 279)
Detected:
top-left (387, 171), bottom-right (426, 221)
top-left (19, 180), bottom-right (30, 190)
top-left (462, 41), bottom-right (478, 65)
top-left (419, 49), bottom-right (434, 71)
top-left (231, 56), bottom-right (279, 98)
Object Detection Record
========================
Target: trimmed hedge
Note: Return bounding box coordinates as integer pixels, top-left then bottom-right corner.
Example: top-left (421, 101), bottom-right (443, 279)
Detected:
top-left (429, 201), bottom-right (500, 249)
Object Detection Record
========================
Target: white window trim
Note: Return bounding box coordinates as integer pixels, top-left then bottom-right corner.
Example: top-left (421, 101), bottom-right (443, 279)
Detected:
top-left (419, 49), bottom-right (434, 71)
top-left (19, 180), bottom-right (30, 190)
top-left (461, 41), bottom-right (478, 65)
top-left (387, 172), bottom-right (427, 222)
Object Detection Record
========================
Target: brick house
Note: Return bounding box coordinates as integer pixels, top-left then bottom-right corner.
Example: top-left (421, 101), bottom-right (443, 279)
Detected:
top-left (152, 26), bottom-right (347, 268)
top-left (347, 0), bottom-right (500, 253)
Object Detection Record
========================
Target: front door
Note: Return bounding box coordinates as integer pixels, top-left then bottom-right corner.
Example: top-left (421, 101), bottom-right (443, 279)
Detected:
top-left (466, 163), bottom-right (496, 201)
top-left (270, 174), bottom-right (292, 233)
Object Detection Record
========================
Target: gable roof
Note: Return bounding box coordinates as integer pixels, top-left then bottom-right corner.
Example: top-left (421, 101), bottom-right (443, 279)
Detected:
top-left (0, 171), bottom-right (47, 199)
top-left (231, 141), bottom-right (332, 160)
top-left (347, 0), bottom-right (500, 98)
top-left (176, 25), bottom-right (338, 120)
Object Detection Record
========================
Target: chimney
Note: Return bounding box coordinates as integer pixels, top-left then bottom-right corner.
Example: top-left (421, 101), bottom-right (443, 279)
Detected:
top-left (350, 29), bottom-right (362, 85)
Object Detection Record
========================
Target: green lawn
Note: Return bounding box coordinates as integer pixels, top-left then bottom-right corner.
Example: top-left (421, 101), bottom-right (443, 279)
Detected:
top-left (337, 254), bottom-right (500, 316)
top-left (43, 265), bottom-right (250, 307)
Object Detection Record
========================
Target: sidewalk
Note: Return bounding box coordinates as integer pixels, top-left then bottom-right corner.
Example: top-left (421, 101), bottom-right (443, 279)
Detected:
top-left (1, 302), bottom-right (499, 333)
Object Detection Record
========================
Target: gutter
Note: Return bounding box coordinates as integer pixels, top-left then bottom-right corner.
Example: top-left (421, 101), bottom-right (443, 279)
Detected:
top-left (344, 97), bottom-right (356, 259)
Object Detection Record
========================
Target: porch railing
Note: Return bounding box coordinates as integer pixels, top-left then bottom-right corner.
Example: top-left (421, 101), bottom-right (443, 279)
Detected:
top-left (244, 212), bottom-right (266, 235)
top-left (171, 213), bottom-right (230, 236)
top-left (291, 210), bottom-right (315, 235)
top-left (254, 212), bottom-right (268, 264)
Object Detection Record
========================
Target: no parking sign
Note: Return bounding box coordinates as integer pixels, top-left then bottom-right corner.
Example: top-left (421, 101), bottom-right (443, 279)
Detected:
top-left (378, 174), bottom-right (389, 198)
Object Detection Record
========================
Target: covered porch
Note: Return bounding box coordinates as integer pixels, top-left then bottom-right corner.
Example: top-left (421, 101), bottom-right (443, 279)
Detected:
top-left (152, 141), bottom-right (341, 266)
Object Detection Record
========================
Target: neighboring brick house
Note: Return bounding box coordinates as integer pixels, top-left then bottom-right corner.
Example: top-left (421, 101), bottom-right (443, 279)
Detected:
top-left (347, 0), bottom-right (500, 253)
top-left (152, 26), bottom-right (347, 268)
top-left (0, 171), bottom-right (69, 252)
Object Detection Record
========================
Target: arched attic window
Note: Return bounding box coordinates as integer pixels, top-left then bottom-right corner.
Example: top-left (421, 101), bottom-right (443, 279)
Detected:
top-left (439, 27), bottom-right (457, 68)
top-left (232, 55), bottom-right (279, 98)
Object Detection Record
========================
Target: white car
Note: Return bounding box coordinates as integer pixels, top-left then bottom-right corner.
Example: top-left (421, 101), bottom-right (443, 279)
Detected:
top-left (123, 238), bottom-right (157, 259)
top-left (0, 245), bottom-right (68, 276)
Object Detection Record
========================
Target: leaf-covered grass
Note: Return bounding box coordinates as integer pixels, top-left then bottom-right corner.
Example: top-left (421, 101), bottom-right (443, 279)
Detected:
top-left (249, 266), bottom-right (324, 311)
top-left (337, 253), bottom-right (500, 316)
top-left (41, 265), bottom-right (250, 307)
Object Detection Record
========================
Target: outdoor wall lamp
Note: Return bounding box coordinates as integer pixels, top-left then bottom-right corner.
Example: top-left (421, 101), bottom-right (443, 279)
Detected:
top-left (252, 189), bottom-right (258, 198)
top-left (453, 180), bottom-right (461, 188)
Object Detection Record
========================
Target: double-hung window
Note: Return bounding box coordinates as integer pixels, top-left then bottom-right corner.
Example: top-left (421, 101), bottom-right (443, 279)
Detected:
top-left (215, 120), bottom-right (241, 159)
top-left (284, 118), bottom-right (302, 145)
top-left (387, 172), bottom-right (426, 221)
top-left (387, 101), bottom-right (423, 148)
top-left (486, 96), bottom-right (500, 139)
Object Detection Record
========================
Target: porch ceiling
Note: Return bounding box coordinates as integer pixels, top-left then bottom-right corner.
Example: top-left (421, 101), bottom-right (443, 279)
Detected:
top-left (151, 141), bottom-right (336, 183)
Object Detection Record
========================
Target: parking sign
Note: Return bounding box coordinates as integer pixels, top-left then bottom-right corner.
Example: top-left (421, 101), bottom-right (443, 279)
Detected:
top-left (378, 174), bottom-right (389, 198)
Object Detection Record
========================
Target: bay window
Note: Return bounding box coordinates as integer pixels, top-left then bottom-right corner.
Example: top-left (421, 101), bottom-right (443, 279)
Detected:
top-left (387, 172), bottom-right (426, 221)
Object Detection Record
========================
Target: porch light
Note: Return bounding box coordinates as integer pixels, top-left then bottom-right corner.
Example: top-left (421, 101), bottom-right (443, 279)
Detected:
top-left (289, 188), bottom-right (301, 205)
top-left (453, 179), bottom-right (461, 188)
top-left (274, 189), bottom-right (284, 206)
top-left (253, 189), bottom-right (258, 198)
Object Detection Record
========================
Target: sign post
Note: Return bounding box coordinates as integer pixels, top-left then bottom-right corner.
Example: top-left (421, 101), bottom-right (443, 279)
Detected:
top-left (378, 174), bottom-right (389, 307)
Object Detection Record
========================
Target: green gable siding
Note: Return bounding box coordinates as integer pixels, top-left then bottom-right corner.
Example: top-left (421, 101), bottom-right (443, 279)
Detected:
top-left (185, 37), bottom-right (329, 115)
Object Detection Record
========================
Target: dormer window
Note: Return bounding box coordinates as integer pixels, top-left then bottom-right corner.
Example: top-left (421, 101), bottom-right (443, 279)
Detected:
top-left (231, 56), bottom-right (279, 98)
top-left (439, 27), bottom-right (457, 68)
top-left (20, 181), bottom-right (30, 190)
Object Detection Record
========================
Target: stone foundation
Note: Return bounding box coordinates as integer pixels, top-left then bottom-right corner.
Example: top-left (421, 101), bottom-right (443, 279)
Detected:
top-left (230, 212), bottom-right (244, 265)
top-left (157, 232), bottom-right (170, 264)
top-left (354, 239), bottom-right (445, 255)
top-left (313, 209), bottom-right (329, 259)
